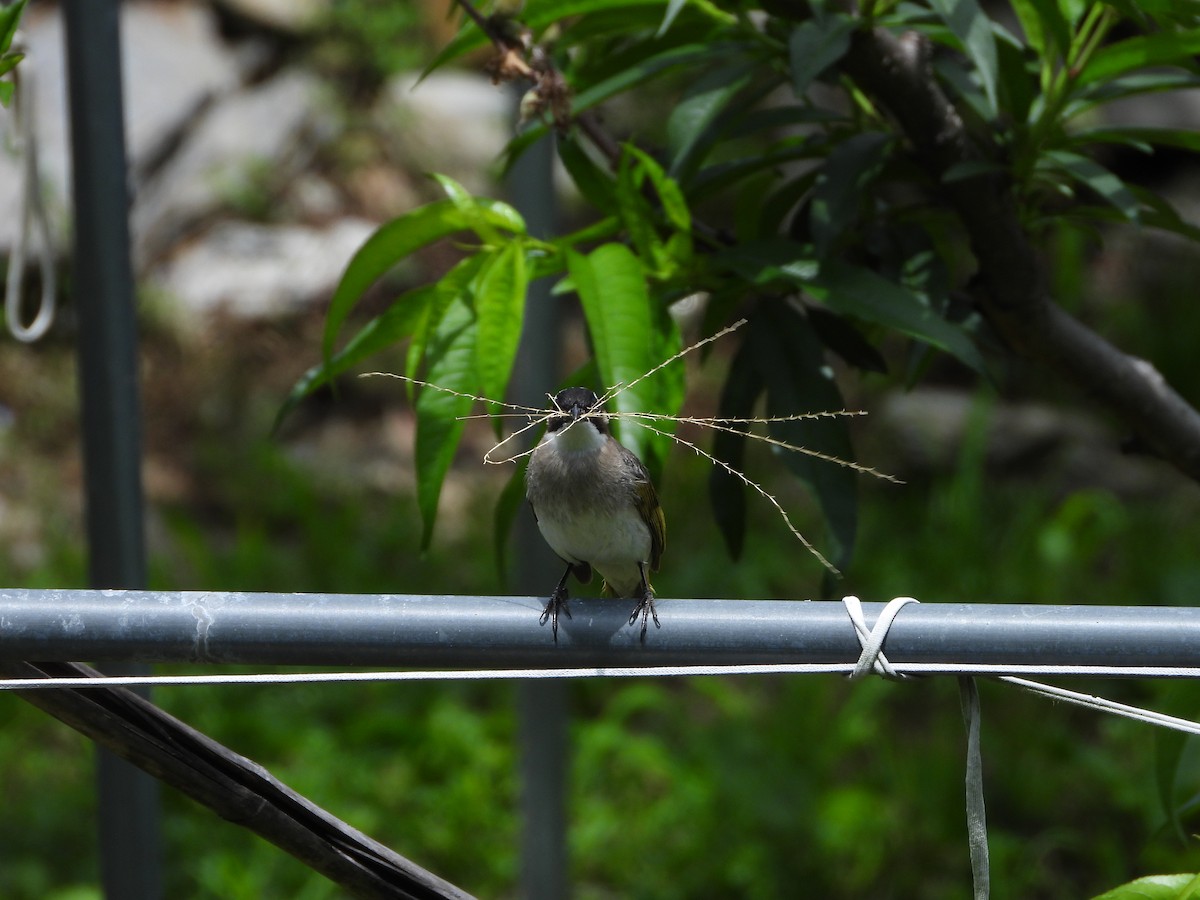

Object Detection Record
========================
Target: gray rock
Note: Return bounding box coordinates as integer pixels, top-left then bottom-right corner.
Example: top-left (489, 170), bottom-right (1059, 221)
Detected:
top-left (0, 1), bottom-right (243, 255)
top-left (380, 71), bottom-right (516, 195)
top-left (132, 68), bottom-right (335, 267)
top-left (214, 0), bottom-right (331, 33)
top-left (153, 217), bottom-right (376, 320)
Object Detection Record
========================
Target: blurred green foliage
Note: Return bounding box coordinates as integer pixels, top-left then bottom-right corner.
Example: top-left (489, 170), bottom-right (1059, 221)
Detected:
top-left (3, 420), bottom-right (1200, 898)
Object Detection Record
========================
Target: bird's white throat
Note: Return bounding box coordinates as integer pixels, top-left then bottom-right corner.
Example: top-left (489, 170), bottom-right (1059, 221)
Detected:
top-left (545, 419), bottom-right (606, 455)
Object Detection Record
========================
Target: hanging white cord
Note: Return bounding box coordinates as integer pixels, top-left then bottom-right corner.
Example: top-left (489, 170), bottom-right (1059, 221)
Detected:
top-left (4, 33), bottom-right (56, 343)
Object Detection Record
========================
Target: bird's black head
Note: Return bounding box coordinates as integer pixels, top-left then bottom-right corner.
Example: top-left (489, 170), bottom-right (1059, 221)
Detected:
top-left (548, 387), bottom-right (609, 434)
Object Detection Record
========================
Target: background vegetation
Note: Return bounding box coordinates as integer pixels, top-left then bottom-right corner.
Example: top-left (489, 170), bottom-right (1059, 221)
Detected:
top-left (3, 0), bottom-right (1200, 897)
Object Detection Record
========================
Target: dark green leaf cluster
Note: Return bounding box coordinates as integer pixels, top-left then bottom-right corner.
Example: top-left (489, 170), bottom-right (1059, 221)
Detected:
top-left (284, 0), bottom-right (1200, 570)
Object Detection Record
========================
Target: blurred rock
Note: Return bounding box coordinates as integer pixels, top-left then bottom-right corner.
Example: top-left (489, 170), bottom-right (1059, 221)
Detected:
top-left (877, 387), bottom-right (1170, 496)
top-left (0, 1), bottom-right (243, 254)
top-left (132, 68), bottom-right (335, 266)
top-left (153, 217), bottom-right (375, 320)
top-left (214, 0), bottom-right (331, 33)
top-left (380, 70), bottom-right (515, 195)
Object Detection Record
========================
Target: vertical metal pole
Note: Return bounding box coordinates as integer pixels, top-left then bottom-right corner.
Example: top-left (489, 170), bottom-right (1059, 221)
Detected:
top-left (62, 2), bottom-right (163, 898)
top-left (506, 111), bottom-right (569, 899)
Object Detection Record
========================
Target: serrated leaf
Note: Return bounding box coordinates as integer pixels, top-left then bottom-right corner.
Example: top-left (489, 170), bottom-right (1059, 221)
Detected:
top-left (749, 304), bottom-right (857, 571)
top-left (809, 260), bottom-right (986, 372)
top-left (567, 244), bottom-right (684, 479)
top-left (929, 0), bottom-right (1001, 116)
top-left (275, 284), bottom-right (435, 434)
top-left (1074, 29), bottom-right (1200, 90)
top-left (788, 14), bottom-right (855, 96)
top-left (415, 298), bottom-right (477, 549)
top-left (709, 339), bottom-right (763, 560)
top-left (809, 131), bottom-right (893, 256)
top-left (474, 241), bottom-right (529, 411)
top-left (324, 200), bottom-right (469, 364)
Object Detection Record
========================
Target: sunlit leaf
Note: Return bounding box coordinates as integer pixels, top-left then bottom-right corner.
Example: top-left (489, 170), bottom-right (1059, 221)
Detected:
top-left (1089, 873), bottom-right (1200, 900)
top-left (323, 200), bottom-right (469, 364)
top-left (474, 241), bottom-right (529, 413)
top-left (568, 245), bottom-right (683, 479)
top-left (416, 298), bottom-right (477, 549)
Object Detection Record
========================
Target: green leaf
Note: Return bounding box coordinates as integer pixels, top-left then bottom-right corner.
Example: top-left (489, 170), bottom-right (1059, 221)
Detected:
top-left (749, 303), bottom-right (858, 572)
top-left (275, 283), bottom-right (435, 433)
top-left (558, 136), bottom-right (617, 213)
top-left (474, 241), bottom-right (529, 411)
top-left (1090, 873), bottom-right (1200, 900)
top-left (0, 78), bottom-right (12, 107)
top-left (415, 297), bottom-right (477, 549)
top-left (656, 0), bottom-right (689, 36)
top-left (1011, 0), bottom-right (1069, 58)
top-left (323, 200), bottom-right (469, 364)
top-left (809, 132), bottom-right (893, 256)
top-left (809, 260), bottom-right (986, 372)
top-left (406, 254), bottom-right (489, 392)
top-left (571, 42), bottom-right (746, 116)
top-left (788, 14), bottom-right (855, 96)
top-left (623, 144), bottom-right (691, 234)
top-left (1041, 150), bottom-right (1141, 223)
top-left (567, 244), bottom-right (684, 478)
top-left (666, 61), bottom-right (756, 180)
top-left (713, 237), bottom-right (820, 286)
top-left (1069, 126), bottom-right (1200, 155)
top-left (708, 338), bottom-right (763, 560)
top-left (806, 305), bottom-right (888, 374)
top-left (0, 0), bottom-right (28, 53)
top-left (929, 0), bottom-right (1001, 116)
top-left (1074, 29), bottom-right (1200, 90)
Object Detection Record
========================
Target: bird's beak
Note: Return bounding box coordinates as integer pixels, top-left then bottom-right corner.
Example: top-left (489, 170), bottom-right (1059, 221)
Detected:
top-left (569, 402), bottom-right (585, 421)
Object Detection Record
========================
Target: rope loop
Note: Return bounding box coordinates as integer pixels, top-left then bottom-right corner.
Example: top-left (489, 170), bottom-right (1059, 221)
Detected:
top-left (4, 33), bottom-right (57, 344)
top-left (842, 595), bottom-right (920, 680)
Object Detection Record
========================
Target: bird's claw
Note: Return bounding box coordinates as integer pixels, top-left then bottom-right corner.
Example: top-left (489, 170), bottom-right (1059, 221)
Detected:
top-left (540, 588), bottom-right (572, 642)
top-left (628, 592), bottom-right (660, 642)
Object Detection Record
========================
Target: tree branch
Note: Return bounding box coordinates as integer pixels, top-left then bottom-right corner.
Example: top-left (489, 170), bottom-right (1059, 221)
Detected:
top-left (843, 26), bottom-right (1200, 482)
top-left (4, 660), bottom-right (473, 900)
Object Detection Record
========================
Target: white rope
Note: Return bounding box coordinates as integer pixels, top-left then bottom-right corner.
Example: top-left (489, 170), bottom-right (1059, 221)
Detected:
top-left (843, 595), bottom-right (919, 679)
top-left (4, 33), bottom-right (56, 343)
top-left (959, 676), bottom-right (990, 900)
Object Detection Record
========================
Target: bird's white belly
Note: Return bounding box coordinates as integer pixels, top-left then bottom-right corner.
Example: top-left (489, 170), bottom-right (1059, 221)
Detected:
top-left (537, 505), bottom-right (651, 597)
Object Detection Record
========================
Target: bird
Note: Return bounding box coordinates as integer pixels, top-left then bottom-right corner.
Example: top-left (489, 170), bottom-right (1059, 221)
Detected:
top-left (524, 387), bottom-right (666, 642)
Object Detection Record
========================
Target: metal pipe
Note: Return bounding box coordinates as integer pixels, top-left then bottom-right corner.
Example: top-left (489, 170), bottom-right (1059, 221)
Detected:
top-left (3, 590), bottom-right (1199, 671)
top-left (62, 2), bottom-right (160, 897)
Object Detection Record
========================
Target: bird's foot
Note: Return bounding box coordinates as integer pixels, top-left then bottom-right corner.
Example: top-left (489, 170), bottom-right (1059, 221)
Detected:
top-left (628, 590), bottom-right (660, 642)
top-left (539, 587), bottom-right (572, 642)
